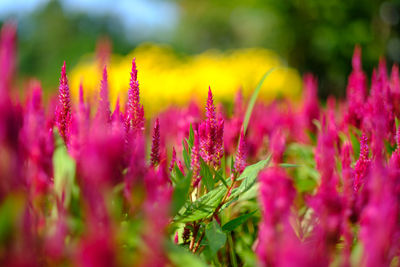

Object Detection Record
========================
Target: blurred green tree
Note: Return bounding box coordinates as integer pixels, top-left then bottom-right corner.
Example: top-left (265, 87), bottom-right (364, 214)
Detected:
top-left (168, 0), bottom-right (397, 98)
top-left (15, 0), bottom-right (132, 90)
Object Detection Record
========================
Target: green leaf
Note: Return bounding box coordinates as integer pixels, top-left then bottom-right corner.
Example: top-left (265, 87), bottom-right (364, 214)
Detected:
top-left (205, 220), bottom-right (227, 256)
top-left (279, 163), bottom-right (300, 168)
top-left (167, 241), bottom-right (208, 267)
top-left (182, 139), bottom-right (191, 169)
top-left (188, 124), bottom-right (195, 149)
top-left (200, 158), bottom-right (214, 191)
top-left (174, 165), bottom-right (185, 180)
top-left (172, 170), bottom-right (192, 215)
top-left (214, 169), bottom-right (229, 188)
top-left (227, 234), bottom-right (238, 267)
top-left (242, 68), bottom-right (275, 134)
top-left (237, 155), bottom-right (271, 182)
top-left (224, 156), bottom-right (270, 209)
top-left (222, 211), bottom-right (257, 232)
top-left (238, 182), bottom-right (259, 201)
top-left (174, 185), bottom-right (227, 223)
top-left (0, 195), bottom-right (24, 243)
top-left (53, 140), bottom-right (77, 207)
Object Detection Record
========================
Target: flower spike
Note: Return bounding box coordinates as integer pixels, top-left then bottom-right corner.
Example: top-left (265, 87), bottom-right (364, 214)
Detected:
top-left (169, 147), bottom-right (177, 173)
top-left (56, 61), bottom-right (72, 143)
top-left (150, 118), bottom-right (160, 167)
top-left (353, 133), bottom-right (370, 192)
top-left (233, 129), bottom-right (246, 175)
top-left (191, 130), bottom-right (201, 187)
top-left (127, 58), bottom-right (144, 133)
top-left (96, 66), bottom-right (110, 122)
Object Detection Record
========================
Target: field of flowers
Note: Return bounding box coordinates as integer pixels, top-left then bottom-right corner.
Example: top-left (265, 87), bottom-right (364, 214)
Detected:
top-left (0, 21), bottom-right (400, 267)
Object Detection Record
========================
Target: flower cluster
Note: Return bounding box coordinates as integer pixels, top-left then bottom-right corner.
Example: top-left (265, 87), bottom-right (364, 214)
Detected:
top-left (1, 21), bottom-right (400, 267)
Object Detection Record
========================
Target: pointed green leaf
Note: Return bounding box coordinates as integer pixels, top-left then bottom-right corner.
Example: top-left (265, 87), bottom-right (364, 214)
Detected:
top-left (172, 170), bottom-right (192, 215)
top-left (182, 139), bottom-right (191, 169)
top-left (167, 241), bottom-right (208, 267)
top-left (174, 185), bottom-right (227, 223)
top-left (205, 220), bottom-right (227, 256)
top-left (53, 140), bottom-right (77, 207)
top-left (188, 124), bottom-right (195, 149)
top-left (243, 68), bottom-right (275, 134)
top-left (222, 211), bottom-right (257, 232)
top-left (200, 158), bottom-right (214, 191)
top-left (224, 156), bottom-right (270, 208)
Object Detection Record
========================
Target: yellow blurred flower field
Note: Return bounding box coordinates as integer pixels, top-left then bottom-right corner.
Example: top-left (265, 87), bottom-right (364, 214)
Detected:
top-left (69, 44), bottom-right (302, 115)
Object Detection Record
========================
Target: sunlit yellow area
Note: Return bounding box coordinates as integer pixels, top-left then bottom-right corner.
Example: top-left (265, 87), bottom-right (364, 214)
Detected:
top-left (69, 44), bottom-right (302, 115)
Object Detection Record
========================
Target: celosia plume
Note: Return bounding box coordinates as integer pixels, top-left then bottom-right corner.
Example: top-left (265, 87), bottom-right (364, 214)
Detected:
top-left (96, 66), bottom-right (111, 122)
top-left (302, 73), bottom-right (320, 132)
top-left (199, 86), bottom-right (224, 168)
top-left (345, 45), bottom-right (367, 128)
top-left (256, 167), bottom-right (296, 266)
top-left (56, 62), bottom-right (72, 143)
top-left (127, 58), bottom-right (144, 134)
top-left (353, 134), bottom-right (370, 192)
top-left (191, 129), bottom-right (201, 187)
top-left (150, 118), bottom-right (160, 167)
top-left (233, 129), bottom-right (246, 175)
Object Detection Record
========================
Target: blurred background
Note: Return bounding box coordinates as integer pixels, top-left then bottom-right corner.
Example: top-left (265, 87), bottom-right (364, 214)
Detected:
top-left (0, 0), bottom-right (399, 99)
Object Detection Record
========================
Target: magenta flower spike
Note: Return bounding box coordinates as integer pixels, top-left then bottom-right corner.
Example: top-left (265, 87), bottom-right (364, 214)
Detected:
top-left (150, 118), bottom-right (160, 167)
top-left (177, 160), bottom-right (186, 176)
top-left (111, 95), bottom-right (121, 123)
top-left (0, 21), bottom-right (16, 91)
top-left (233, 129), bottom-right (246, 175)
top-left (96, 66), bottom-right (110, 122)
top-left (169, 147), bottom-right (177, 173)
top-left (199, 86), bottom-right (224, 167)
top-left (191, 130), bottom-right (201, 187)
top-left (127, 58), bottom-right (144, 134)
top-left (378, 57), bottom-right (388, 85)
top-left (353, 134), bottom-right (370, 192)
top-left (359, 160), bottom-right (398, 267)
top-left (56, 61), bottom-right (72, 143)
top-left (391, 64), bottom-right (399, 94)
top-left (256, 167), bottom-right (296, 266)
top-left (206, 86), bottom-right (217, 130)
top-left (79, 81), bottom-right (84, 107)
top-left (270, 129), bottom-right (286, 165)
top-left (302, 73), bottom-right (320, 132)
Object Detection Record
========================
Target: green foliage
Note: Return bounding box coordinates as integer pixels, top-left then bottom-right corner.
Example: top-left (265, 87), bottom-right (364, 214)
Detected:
top-left (222, 211), bottom-right (257, 232)
top-left (167, 241), bottom-right (208, 267)
top-left (286, 143), bottom-right (318, 193)
top-left (174, 185), bottom-right (227, 223)
top-left (172, 170), bottom-right (193, 215)
top-left (242, 69), bottom-right (275, 135)
top-left (205, 220), bottom-right (227, 256)
top-left (200, 158), bottom-right (215, 191)
top-left (228, 156), bottom-right (270, 200)
top-left (53, 133), bottom-right (78, 207)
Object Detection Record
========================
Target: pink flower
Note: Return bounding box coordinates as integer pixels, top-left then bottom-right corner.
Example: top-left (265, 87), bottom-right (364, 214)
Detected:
top-left (353, 134), bottom-right (370, 192)
top-left (256, 166), bottom-right (296, 266)
top-left (56, 62), bottom-right (72, 143)
top-left (302, 73), bottom-right (320, 132)
top-left (127, 58), bottom-right (144, 134)
top-left (344, 45), bottom-right (367, 128)
top-left (150, 118), bottom-right (161, 167)
top-left (233, 129), bottom-right (246, 175)
top-left (191, 130), bottom-right (201, 187)
top-left (0, 21), bottom-right (16, 91)
top-left (96, 66), bottom-right (110, 123)
top-left (199, 87), bottom-right (224, 168)
top-left (169, 147), bottom-right (177, 173)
